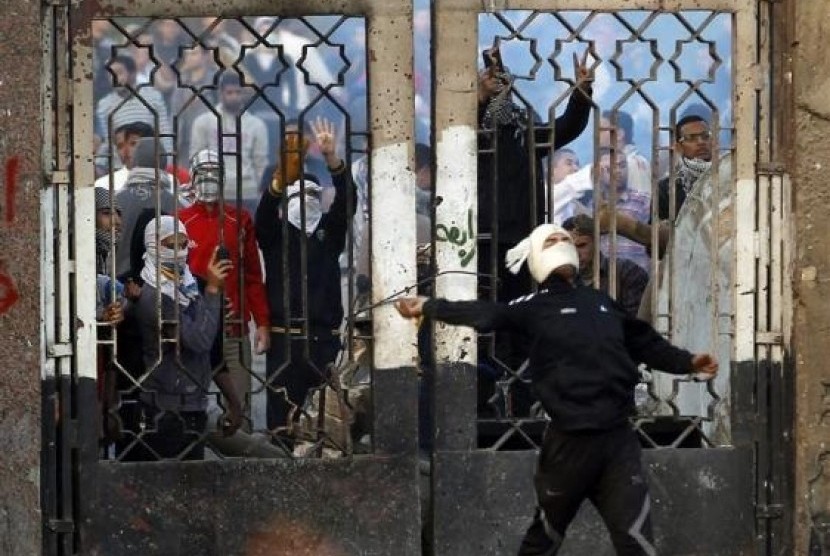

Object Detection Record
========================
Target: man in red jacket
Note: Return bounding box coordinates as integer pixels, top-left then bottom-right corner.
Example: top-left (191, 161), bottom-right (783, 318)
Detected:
top-left (180, 149), bottom-right (270, 425)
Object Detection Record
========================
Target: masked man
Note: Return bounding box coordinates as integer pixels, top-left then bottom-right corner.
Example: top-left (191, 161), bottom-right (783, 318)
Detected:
top-left (180, 149), bottom-right (270, 423)
top-left (395, 223), bottom-right (719, 556)
top-left (255, 118), bottom-right (355, 446)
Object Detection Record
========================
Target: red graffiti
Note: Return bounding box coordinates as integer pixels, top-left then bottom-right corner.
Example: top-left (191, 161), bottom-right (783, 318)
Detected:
top-left (4, 156), bottom-right (19, 224)
top-left (0, 260), bottom-right (20, 315)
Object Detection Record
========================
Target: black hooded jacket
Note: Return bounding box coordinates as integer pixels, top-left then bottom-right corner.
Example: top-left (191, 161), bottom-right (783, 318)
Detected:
top-left (477, 86), bottom-right (593, 245)
top-left (422, 275), bottom-right (694, 431)
top-left (255, 164), bottom-right (355, 331)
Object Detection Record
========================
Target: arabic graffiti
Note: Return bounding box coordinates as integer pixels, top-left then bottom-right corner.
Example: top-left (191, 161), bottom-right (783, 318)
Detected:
top-left (435, 208), bottom-right (476, 267)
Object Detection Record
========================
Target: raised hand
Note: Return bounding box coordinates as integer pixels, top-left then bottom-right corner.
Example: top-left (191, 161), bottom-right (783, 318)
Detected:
top-left (573, 49), bottom-right (594, 89)
top-left (270, 126), bottom-right (308, 195)
top-left (311, 117), bottom-right (340, 168)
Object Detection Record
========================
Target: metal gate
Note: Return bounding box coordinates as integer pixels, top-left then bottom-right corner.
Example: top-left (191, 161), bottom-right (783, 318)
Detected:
top-left (429, 1), bottom-right (791, 555)
top-left (39, 0), bottom-right (792, 555)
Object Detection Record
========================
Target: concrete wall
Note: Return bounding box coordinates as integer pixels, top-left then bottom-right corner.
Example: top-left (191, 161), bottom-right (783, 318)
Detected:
top-left (792, 2), bottom-right (830, 553)
top-left (0, 2), bottom-right (43, 555)
top-left (2, 0), bottom-right (829, 554)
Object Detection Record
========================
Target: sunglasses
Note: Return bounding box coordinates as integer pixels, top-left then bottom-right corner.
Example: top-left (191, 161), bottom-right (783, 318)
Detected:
top-left (678, 131), bottom-right (712, 143)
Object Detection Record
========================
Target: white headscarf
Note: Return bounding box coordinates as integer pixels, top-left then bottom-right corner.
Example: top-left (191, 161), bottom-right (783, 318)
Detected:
top-left (140, 216), bottom-right (200, 307)
top-left (505, 223), bottom-right (579, 284)
top-left (285, 179), bottom-right (323, 236)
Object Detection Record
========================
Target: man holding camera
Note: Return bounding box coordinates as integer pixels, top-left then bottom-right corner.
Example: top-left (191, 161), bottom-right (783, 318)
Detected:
top-left (180, 149), bottom-right (271, 423)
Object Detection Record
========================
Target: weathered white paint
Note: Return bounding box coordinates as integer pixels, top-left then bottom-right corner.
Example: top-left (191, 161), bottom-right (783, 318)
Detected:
top-left (434, 125), bottom-right (478, 364)
top-left (71, 38), bottom-right (98, 380)
top-left (733, 4), bottom-right (759, 367)
top-left (371, 141), bottom-right (418, 370)
top-left (734, 178), bottom-right (757, 363)
top-left (40, 187), bottom-right (56, 381)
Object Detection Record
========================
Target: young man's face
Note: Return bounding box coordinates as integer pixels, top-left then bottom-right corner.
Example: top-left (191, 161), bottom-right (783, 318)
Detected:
top-left (96, 208), bottom-right (121, 234)
top-left (572, 232), bottom-right (594, 272)
top-left (220, 84), bottom-right (243, 114)
top-left (676, 120), bottom-right (712, 161)
top-left (114, 131), bottom-right (142, 169)
top-left (599, 153), bottom-right (629, 193)
top-left (551, 152), bottom-right (580, 184)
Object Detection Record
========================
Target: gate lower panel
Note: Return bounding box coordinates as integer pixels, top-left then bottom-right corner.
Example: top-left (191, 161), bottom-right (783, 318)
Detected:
top-left (431, 447), bottom-right (753, 555)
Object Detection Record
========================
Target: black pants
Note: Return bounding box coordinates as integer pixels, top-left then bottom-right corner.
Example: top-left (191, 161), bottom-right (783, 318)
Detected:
top-left (518, 426), bottom-right (655, 556)
top-left (265, 329), bottom-right (341, 433)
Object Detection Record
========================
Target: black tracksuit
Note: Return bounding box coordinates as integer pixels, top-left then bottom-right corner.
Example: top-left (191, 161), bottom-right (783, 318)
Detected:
top-left (255, 164), bottom-right (354, 432)
top-left (423, 275), bottom-right (694, 555)
top-left (476, 87), bottom-right (593, 418)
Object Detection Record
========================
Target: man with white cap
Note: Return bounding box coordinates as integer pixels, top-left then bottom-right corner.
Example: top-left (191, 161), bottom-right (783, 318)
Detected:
top-left (255, 118), bottom-right (355, 446)
top-left (395, 222), bottom-right (719, 556)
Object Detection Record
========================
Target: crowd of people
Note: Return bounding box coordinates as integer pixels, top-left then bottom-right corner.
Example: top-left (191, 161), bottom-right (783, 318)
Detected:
top-left (86, 16), bottom-right (726, 555)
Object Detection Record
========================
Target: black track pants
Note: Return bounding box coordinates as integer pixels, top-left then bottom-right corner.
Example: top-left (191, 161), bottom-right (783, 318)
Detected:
top-left (517, 425), bottom-right (656, 556)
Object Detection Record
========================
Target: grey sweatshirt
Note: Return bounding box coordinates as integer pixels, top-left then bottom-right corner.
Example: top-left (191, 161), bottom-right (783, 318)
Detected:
top-left (135, 284), bottom-right (222, 412)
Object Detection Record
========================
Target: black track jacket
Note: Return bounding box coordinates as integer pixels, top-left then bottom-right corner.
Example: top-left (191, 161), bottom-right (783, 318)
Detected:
top-left (422, 275), bottom-right (694, 432)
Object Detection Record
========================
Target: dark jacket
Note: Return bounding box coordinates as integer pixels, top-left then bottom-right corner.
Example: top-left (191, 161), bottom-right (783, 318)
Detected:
top-left (652, 174), bottom-right (687, 224)
top-left (581, 255), bottom-right (649, 318)
top-left (255, 163), bottom-right (355, 330)
top-left (135, 285), bottom-right (222, 412)
top-left (422, 275), bottom-right (693, 432)
top-left (478, 86), bottom-right (592, 245)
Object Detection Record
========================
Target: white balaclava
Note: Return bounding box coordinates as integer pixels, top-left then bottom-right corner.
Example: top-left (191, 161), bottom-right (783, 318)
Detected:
top-left (505, 223), bottom-right (579, 284)
top-left (285, 179), bottom-right (323, 236)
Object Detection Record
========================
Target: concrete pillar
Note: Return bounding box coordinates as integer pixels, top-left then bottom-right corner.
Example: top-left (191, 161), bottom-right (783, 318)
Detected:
top-left (0, 1), bottom-right (44, 554)
top-left (792, 2), bottom-right (830, 553)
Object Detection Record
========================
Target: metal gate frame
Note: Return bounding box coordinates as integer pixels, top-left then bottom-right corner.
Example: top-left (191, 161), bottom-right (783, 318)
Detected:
top-left (38, 0), bottom-right (794, 554)
top-left (43, 1), bottom-right (424, 554)
top-left (430, 0), bottom-right (792, 554)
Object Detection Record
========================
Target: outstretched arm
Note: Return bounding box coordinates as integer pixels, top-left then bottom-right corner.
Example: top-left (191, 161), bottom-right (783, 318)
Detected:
top-left (623, 314), bottom-right (718, 378)
top-left (396, 297), bottom-right (522, 333)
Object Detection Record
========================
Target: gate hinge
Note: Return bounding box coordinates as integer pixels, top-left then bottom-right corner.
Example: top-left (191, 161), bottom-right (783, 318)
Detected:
top-left (756, 162), bottom-right (787, 176)
top-left (47, 518), bottom-right (74, 533)
top-left (47, 342), bottom-right (73, 358)
top-left (757, 504), bottom-right (784, 519)
top-left (49, 171), bottom-right (71, 186)
top-left (756, 331), bottom-right (784, 346)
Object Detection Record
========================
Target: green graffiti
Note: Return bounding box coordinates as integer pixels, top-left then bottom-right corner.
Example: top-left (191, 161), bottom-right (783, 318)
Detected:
top-left (435, 208), bottom-right (476, 268)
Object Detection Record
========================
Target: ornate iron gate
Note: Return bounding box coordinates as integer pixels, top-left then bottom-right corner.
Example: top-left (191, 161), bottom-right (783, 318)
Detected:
top-left (428, 1), bottom-right (791, 555)
top-left (39, 0), bottom-right (791, 555)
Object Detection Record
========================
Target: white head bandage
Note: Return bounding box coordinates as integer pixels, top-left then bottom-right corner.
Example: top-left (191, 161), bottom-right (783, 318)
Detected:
top-left (505, 223), bottom-right (579, 284)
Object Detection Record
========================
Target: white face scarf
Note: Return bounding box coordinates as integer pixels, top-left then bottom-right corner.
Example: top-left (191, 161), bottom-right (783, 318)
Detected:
top-left (140, 216), bottom-right (200, 307)
top-left (285, 180), bottom-right (323, 236)
top-left (505, 223), bottom-right (579, 284)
